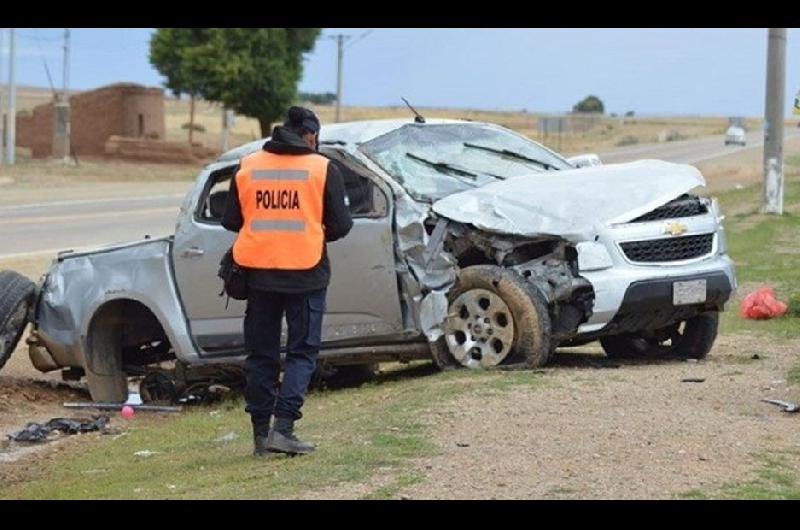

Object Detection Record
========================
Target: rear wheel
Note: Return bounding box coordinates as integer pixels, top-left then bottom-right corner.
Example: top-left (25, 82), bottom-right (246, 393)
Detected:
top-left (431, 266), bottom-right (551, 370)
top-left (600, 311), bottom-right (719, 360)
top-left (0, 270), bottom-right (36, 372)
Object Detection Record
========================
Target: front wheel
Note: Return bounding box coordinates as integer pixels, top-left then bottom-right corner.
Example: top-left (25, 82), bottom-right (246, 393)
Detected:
top-left (430, 266), bottom-right (552, 370)
top-left (600, 311), bottom-right (719, 360)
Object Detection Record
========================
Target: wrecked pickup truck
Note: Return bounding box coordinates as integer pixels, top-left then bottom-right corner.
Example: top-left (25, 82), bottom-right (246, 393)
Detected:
top-left (0, 119), bottom-right (737, 402)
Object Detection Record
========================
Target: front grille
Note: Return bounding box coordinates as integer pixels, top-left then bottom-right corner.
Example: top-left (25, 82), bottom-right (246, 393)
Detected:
top-left (620, 233), bottom-right (714, 263)
top-left (631, 194), bottom-right (708, 222)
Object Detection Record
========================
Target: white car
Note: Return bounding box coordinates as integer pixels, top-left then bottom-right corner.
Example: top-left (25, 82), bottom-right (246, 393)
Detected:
top-left (725, 126), bottom-right (746, 146)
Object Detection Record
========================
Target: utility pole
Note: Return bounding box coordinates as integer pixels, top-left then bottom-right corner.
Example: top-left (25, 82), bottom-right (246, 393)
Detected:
top-left (63, 28), bottom-right (71, 162)
top-left (763, 28), bottom-right (787, 215)
top-left (327, 34), bottom-right (350, 123)
top-left (54, 28), bottom-right (71, 162)
top-left (1, 28), bottom-right (5, 166)
top-left (5, 28), bottom-right (15, 165)
top-left (327, 30), bottom-right (371, 123)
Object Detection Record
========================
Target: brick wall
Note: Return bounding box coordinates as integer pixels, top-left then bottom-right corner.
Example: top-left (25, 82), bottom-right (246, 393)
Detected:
top-left (16, 83), bottom-right (165, 158)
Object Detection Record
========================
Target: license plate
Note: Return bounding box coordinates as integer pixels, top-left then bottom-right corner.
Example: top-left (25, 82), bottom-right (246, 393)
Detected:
top-left (673, 279), bottom-right (707, 306)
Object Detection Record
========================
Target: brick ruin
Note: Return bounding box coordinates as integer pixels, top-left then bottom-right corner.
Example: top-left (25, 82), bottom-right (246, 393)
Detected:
top-left (16, 83), bottom-right (215, 164)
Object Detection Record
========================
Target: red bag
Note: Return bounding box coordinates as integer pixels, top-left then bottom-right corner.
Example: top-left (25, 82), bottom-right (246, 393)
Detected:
top-left (740, 286), bottom-right (788, 319)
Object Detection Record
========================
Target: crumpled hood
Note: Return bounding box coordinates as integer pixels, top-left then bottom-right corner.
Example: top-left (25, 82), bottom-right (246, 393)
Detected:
top-left (432, 159), bottom-right (706, 241)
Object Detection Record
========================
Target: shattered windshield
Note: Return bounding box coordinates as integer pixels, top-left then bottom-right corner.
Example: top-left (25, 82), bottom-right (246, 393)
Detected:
top-left (359, 123), bottom-right (573, 201)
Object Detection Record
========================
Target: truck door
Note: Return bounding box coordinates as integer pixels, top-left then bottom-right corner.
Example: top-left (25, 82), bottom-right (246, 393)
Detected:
top-left (172, 153), bottom-right (404, 357)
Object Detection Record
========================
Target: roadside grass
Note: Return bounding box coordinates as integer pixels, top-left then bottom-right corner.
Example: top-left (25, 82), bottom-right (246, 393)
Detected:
top-left (679, 451), bottom-right (800, 499)
top-left (12, 86), bottom-right (737, 169)
top-left (0, 364), bottom-right (546, 499)
top-left (715, 158), bottom-right (800, 340)
top-left (0, 157), bottom-right (197, 183)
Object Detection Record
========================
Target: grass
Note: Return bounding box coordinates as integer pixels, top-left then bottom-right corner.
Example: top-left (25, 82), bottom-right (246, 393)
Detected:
top-left (0, 364), bottom-right (546, 499)
top-left (679, 452), bottom-right (800, 499)
top-left (0, 157), bottom-right (198, 184)
top-left (714, 155), bottom-right (800, 340)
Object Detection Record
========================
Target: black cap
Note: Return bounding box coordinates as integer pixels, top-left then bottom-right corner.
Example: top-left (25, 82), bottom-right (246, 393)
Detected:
top-left (285, 106), bottom-right (321, 135)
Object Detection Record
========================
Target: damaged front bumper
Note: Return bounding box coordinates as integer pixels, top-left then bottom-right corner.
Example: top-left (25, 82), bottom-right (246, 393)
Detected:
top-left (577, 252), bottom-right (736, 335)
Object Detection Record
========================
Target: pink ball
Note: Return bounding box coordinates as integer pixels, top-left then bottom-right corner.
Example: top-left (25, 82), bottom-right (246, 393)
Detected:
top-left (121, 405), bottom-right (135, 419)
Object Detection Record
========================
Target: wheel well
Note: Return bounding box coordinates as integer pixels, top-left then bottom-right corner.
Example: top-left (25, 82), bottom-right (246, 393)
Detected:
top-left (88, 299), bottom-right (174, 372)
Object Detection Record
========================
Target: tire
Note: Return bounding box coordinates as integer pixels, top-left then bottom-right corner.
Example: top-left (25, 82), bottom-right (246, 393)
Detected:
top-left (600, 311), bottom-right (719, 360)
top-left (430, 265), bottom-right (552, 370)
top-left (0, 270), bottom-right (36, 372)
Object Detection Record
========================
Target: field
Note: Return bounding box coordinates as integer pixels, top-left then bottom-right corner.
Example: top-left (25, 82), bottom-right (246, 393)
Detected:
top-left (2, 144), bottom-right (800, 500)
top-left (3, 87), bottom-right (800, 499)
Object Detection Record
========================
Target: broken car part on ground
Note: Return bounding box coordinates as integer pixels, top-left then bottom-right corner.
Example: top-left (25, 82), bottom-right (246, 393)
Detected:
top-left (7, 416), bottom-right (110, 443)
top-left (0, 119), bottom-right (736, 403)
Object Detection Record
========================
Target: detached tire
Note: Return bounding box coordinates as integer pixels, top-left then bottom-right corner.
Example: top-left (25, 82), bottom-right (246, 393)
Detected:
top-left (0, 270), bottom-right (36, 372)
top-left (431, 265), bottom-right (551, 370)
top-left (600, 311), bottom-right (719, 360)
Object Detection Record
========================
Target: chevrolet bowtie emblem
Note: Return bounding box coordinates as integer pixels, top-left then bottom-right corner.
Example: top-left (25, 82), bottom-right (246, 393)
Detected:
top-left (664, 221), bottom-right (688, 236)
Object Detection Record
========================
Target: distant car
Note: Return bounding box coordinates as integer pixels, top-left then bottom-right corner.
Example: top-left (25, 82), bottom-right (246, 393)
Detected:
top-left (725, 126), bottom-right (746, 146)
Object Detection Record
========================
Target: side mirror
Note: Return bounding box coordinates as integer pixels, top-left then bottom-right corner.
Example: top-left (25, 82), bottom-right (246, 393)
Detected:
top-left (567, 153), bottom-right (602, 169)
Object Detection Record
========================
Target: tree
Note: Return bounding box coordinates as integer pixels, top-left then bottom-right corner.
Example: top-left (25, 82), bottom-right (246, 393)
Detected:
top-left (149, 28), bottom-right (322, 138)
top-left (572, 95), bottom-right (605, 114)
top-left (149, 29), bottom-right (208, 144)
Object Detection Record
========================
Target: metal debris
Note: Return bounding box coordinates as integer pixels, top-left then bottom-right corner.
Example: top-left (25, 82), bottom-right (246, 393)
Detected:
top-left (64, 401), bottom-right (182, 412)
top-left (8, 416), bottom-right (110, 443)
top-left (761, 398), bottom-right (800, 413)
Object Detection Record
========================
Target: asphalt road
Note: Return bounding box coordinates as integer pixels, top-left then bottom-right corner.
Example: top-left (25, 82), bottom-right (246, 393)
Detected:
top-left (597, 127), bottom-right (800, 164)
top-left (0, 193), bottom-right (185, 259)
top-left (2, 127), bottom-right (798, 260)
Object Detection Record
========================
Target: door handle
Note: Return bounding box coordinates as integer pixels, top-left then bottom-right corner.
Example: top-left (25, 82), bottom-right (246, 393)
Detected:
top-left (181, 246), bottom-right (205, 258)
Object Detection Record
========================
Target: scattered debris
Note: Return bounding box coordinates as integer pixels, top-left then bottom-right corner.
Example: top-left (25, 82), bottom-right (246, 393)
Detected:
top-left (681, 378), bottom-right (706, 383)
top-left (8, 416), bottom-right (110, 443)
top-left (134, 450), bottom-right (158, 458)
top-left (64, 401), bottom-right (182, 413)
top-left (214, 432), bottom-right (238, 443)
top-left (456, 442), bottom-right (470, 447)
top-left (761, 399), bottom-right (800, 413)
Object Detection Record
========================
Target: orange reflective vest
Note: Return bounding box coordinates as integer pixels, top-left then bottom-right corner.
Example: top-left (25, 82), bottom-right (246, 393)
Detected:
top-left (232, 150), bottom-right (328, 270)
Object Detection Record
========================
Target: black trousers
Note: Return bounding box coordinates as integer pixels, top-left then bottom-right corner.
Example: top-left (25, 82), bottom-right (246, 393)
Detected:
top-left (243, 287), bottom-right (326, 431)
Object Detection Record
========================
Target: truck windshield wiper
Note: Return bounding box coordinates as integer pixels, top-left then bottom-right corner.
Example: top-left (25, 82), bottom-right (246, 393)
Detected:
top-left (405, 152), bottom-right (478, 179)
top-left (463, 142), bottom-right (560, 171)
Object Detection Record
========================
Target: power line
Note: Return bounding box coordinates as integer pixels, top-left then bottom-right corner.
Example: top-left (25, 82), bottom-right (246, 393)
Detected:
top-left (325, 30), bottom-right (372, 123)
top-left (33, 28), bottom-right (57, 97)
top-left (345, 30), bottom-right (372, 50)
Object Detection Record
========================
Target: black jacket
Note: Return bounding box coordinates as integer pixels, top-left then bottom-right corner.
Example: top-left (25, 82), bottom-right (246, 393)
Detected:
top-left (222, 126), bottom-right (354, 293)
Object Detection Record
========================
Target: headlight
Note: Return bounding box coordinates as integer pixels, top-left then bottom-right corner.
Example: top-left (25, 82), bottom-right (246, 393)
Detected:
top-left (576, 241), bottom-right (614, 271)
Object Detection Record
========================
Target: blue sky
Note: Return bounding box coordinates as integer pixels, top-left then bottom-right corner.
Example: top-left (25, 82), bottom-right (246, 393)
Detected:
top-left (2, 28), bottom-right (799, 116)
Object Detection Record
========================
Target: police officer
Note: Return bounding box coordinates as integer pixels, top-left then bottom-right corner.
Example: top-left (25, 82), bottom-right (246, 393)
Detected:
top-left (222, 106), bottom-right (353, 456)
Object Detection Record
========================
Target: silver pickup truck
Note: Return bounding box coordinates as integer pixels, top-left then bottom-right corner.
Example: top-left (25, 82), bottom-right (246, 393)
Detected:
top-left (0, 118), bottom-right (736, 403)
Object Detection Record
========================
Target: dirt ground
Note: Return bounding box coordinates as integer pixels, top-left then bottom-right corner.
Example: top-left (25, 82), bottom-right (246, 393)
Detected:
top-left (286, 334), bottom-right (800, 500)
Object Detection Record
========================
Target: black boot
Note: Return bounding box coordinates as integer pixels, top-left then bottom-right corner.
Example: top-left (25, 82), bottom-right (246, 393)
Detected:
top-left (266, 417), bottom-right (316, 455)
top-left (252, 421), bottom-right (272, 456)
